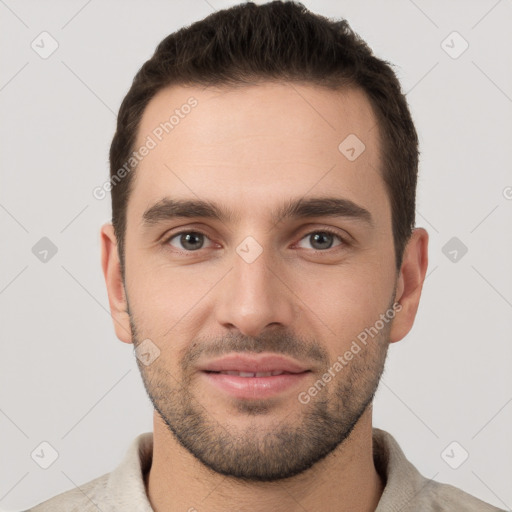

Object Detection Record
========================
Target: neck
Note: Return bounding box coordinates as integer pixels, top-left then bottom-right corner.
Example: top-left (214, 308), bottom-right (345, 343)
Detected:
top-left (146, 406), bottom-right (384, 512)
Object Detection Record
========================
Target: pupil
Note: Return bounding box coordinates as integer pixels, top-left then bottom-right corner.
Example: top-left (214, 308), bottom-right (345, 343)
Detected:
top-left (182, 232), bottom-right (203, 250)
top-left (312, 232), bottom-right (332, 249)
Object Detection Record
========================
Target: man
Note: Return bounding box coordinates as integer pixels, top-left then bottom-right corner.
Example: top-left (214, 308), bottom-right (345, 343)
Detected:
top-left (27, 1), bottom-right (503, 511)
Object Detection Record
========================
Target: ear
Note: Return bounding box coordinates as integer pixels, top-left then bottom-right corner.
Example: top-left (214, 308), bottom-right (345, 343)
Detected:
top-left (100, 222), bottom-right (132, 344)
top-left (389, 227), bottom-right (429, 343)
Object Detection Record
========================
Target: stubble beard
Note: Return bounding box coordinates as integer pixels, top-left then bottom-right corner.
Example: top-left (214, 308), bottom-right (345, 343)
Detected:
top-left (130, 308), bottom-right (391, 481)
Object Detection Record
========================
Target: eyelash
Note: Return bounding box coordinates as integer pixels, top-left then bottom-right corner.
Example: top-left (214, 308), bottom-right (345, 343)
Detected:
top-left (162, 228), bottom-right (349, 253)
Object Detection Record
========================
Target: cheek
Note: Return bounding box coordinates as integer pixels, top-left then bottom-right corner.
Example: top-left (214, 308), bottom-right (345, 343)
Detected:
top-left (293, 262), bottom-right (393, 348)
top-left (128, 257), bottom-right (205, 308)
top-left (126, 263), bottom-right (224, 338)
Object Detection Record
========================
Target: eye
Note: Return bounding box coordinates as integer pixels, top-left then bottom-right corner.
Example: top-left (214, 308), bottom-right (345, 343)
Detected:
top-left (163, 228), bottom-right (347, 254)
top-left (296, 230), bottom-right (345, 251)
top-left (165, 231), bottom-right (214, 251)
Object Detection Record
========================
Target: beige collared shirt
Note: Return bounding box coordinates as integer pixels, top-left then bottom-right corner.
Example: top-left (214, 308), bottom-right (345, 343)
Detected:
top-left (26, 428), bottom-right (504, 511)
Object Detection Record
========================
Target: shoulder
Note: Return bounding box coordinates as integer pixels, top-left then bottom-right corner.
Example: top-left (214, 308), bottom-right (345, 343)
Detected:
top-left (373, 428), bottom-right (505, 512)
top-left (24, 432), bottom-right (153, 512)
top-left (407, 478), bottom-right (505, 511)
top-left (24, 472), bottom-right (113, 512)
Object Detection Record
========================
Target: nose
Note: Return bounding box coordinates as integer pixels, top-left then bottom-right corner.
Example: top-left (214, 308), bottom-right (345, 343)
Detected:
top-left (215, 242), bottom-right (296, 338)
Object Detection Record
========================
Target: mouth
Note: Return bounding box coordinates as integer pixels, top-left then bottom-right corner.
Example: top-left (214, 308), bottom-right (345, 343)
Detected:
top-left (199, 353), bottom-right (310, 374)
top-left (204, 370), bottom-right (300, 377)
top-left (199, 353), bottom-right (312, 400)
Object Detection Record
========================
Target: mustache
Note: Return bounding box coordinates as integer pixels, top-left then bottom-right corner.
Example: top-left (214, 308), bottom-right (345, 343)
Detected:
top-left (181, 330), bottom-right (329, 370)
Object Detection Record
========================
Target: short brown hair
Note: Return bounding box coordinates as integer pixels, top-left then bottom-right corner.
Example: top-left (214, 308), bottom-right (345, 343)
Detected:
top-left (109, 0), bottom-right (418, 278)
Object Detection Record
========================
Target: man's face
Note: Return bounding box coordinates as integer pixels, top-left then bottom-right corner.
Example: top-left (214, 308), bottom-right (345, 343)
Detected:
top-left (114, 82), bottom-right (402, 480)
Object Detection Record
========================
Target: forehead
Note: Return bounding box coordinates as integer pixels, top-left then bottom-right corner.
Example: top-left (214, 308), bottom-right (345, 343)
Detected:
top-left (128, 81), bottom-right (387, 228)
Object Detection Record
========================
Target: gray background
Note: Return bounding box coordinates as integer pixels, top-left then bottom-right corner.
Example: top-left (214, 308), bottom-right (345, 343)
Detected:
top-left (1, 0), bottom-right (511, 510)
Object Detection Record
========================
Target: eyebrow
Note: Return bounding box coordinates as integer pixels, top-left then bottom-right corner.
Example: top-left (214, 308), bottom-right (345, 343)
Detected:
top-left (141, 196), bottom-right (373, 228)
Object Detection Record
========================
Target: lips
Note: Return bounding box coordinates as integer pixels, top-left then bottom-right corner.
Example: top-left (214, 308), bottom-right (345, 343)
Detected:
top-left (214, 370), bottom-right (288, 377)
top-left (199, 353), bottom-right (310, 374)
top-left (199, 353), bottom-right (311, 400)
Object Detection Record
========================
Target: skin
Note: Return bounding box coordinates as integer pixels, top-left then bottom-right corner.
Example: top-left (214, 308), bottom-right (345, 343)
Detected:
top-left (101, 82), bottom-right (428, 512)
